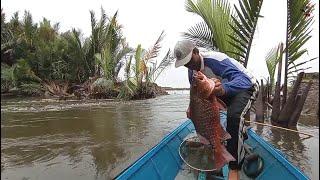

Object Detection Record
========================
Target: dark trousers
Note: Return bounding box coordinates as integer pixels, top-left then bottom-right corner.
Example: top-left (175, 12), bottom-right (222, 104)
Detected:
top-left (220, 85), bottom-right (258, 170)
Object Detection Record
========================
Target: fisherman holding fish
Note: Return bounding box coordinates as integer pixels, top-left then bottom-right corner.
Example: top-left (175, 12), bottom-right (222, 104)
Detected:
top-left (174, 40), bottom-right (259, 180)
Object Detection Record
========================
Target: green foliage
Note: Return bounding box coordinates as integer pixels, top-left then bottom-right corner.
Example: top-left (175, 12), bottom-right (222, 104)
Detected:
top-left (134, 44), bottom-right (143, 86)
top-left (117, 56), bottom-right (138, 99)
top-left (61, 29), bottom-right (90, 82)
top-left (13, 59), bottom-right (41, 84)
top-left (93, 10), bottom-right (132, 80)
top-left (184, 0), bottom-right (263, 66)
top-left (229, 0), bottom-right (263, 66)
top-left (1, 63), bottom-right (15, 92)
top-left (265, 44), bottom-right (281, 87)
top-left (1, 8), bottom-right (173, 99)
top-left (1, 58), bottom-right (41, 94)
top-left (286, 0), bottom-right (316, 76)
top-left (118, 31), bottom-right (173, 99)
top-left (184, 0), bottom-right (234, 54)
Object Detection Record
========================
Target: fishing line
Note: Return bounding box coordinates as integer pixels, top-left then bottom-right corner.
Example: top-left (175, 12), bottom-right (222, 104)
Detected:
top-left (244, 120), bottom-right (314, 137)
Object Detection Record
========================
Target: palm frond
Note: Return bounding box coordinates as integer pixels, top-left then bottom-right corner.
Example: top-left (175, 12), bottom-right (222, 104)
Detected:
top-left (183, 22), bottom-right (215, 50)
top-left (185, 0), bottom-right (234, 55)
top-left (229, 0), bottom-right (264, 66)
top-left (150, 49), bottom-right (175, 82)
top-left (125, 56), bottom-right (133, 80)
top-left (288, 57), bottom-right (317, 71)
top-left (265, 44), bottom-right (280, 86)
top-left (286, 0), bottom-right (315, 66)
top-left (142, 30), bottom-right (165, 62)
top-left (288, 67), bottom-right (312, 75)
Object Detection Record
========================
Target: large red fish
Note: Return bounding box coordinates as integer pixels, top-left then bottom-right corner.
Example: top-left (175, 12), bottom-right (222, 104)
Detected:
top-left (189, 71), bottom-right (235, 170)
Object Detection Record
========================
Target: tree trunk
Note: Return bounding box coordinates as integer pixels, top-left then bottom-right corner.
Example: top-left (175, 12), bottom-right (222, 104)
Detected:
top-left (271, 81), bottom-right (282, 124)
top-left (277, 72), bottom-right (304, 127)
top-left (287, 81), bottom-right (313, 128)
top-left (271, 43), bottom-right (283, 124)
top-left (255, 80), bottom-right (264, 122)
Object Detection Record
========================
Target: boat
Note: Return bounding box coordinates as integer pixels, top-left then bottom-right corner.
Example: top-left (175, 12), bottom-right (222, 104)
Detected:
top-left (115, 119), bottom-right (309, 180)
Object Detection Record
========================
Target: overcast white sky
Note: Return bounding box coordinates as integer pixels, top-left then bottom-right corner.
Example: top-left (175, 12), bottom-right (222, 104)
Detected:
top-left (2, 0), bottom-right (319, 88)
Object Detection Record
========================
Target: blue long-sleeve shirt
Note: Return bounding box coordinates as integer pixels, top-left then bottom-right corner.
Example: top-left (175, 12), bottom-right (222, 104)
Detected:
top-left (188, 51), bottom-right (257, 97)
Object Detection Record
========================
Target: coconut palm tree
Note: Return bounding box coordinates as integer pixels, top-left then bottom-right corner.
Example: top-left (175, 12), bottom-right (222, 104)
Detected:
top-left (93, 10), bottom-right (132, 81)
top-left (89, 7), bottom-right (118, 77)
top-left (62, 29), bottom-right (91, 83)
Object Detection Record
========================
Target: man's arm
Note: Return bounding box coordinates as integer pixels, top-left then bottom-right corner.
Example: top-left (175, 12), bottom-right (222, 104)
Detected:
top-left (221, 77), bottom-right (252, 96)
top-left (203, 57), bottom-right (253, 97)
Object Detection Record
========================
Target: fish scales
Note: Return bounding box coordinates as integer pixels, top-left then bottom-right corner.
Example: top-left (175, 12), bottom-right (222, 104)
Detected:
top-left (189, 71), bottom-right (235, 170)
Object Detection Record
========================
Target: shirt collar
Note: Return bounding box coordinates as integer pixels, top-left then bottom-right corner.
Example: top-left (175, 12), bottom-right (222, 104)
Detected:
top-left (200, 54), bottom-right (204, 71)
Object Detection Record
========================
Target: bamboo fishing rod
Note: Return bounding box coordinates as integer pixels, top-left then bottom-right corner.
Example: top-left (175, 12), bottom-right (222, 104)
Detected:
top-left (244, 120), bottom-right (315, 137)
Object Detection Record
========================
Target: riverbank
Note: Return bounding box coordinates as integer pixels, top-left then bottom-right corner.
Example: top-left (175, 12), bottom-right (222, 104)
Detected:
top-left (1, 82), bottom-right (169, 101)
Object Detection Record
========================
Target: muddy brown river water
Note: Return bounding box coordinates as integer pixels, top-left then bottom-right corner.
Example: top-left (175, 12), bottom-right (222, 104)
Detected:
top-left (1, 91), bottom-right (319, 180)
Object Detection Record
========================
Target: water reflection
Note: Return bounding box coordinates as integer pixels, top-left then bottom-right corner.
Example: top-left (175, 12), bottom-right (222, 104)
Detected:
top-left (251, 119), bottom-right (318, 180)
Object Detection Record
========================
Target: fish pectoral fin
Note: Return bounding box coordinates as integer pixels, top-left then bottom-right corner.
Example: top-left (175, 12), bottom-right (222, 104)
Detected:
top-left (220, 126), bottom-right (232, 141)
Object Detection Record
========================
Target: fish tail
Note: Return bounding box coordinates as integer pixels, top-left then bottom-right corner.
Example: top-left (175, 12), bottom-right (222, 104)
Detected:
top-left (213, 146), bottom-right (236, 170)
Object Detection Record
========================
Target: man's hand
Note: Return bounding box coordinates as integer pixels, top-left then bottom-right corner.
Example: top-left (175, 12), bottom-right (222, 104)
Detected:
top-left (212, 78), bottom-right (225, 96)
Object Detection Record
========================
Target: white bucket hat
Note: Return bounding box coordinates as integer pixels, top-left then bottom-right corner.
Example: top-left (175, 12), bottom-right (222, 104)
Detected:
top-left (174, 40), bottom-right (195, 68)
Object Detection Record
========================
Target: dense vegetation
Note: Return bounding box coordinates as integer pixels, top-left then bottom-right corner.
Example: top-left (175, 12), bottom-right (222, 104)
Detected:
top-left (1, 8), bottom-right (174, 100)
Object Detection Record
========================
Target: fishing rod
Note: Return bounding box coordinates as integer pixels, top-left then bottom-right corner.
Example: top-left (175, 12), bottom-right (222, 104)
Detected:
top-left (244, 120), bottom-right (314, 137)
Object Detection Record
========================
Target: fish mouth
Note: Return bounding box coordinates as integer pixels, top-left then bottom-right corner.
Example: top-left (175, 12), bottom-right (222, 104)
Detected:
top-left (193, 71), bottom-right (215, 99)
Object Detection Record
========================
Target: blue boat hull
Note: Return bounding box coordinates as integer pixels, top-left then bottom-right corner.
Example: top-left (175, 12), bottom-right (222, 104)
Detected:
top-left (115, 119), bottom-right (309, 180)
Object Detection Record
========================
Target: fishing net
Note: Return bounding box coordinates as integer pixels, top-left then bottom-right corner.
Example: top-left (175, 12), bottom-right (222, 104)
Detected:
top-left (179, 132), bottom-right (217, 171)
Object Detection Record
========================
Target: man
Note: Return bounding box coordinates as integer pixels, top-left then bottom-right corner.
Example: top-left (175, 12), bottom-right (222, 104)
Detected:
top-left (174, 40), bottom-right (259, 179)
